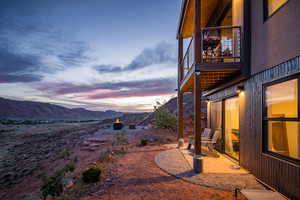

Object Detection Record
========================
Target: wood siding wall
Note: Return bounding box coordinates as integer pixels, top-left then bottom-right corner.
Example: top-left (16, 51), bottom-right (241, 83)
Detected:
top-left (207, 56), bottom-right (300, 200)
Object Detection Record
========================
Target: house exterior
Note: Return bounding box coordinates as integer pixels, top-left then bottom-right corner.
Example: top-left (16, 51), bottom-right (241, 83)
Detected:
top-left (176, 0), bottom-right (300, 199)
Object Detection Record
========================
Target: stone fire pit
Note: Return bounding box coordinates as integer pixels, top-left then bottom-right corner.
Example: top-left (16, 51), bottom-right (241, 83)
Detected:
top-left (113, 119), bottom-right (123, 130)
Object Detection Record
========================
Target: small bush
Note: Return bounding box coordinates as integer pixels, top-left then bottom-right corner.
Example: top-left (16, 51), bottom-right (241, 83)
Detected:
top-left (113, 131), bottom-right (128, 145)
top-left (65, 162), bottom-right (75, 172)
top-left (59, 148), bottom-right (72, 160)
top-left (41, 171), bottom-right (64, 199)
top-left (154, 107), bottom-right (177, 130)
top-left (82, 168), bottom-right (101, 183)
top-left (140, 139), bottom-right (148, 146)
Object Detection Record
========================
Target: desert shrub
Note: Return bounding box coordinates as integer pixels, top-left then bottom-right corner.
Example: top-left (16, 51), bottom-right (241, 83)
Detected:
top-left (41, 171), bottom-right (64, 199)
top-left (113, 130), bottom-right (128, 145)
top-left (82, 168), bottom-right (101, 183)
top-left (140, 139), bottom-right (148, 146)
top-left (154, 107), bottom-right (177, 130)
top-left (59, 148), bottom-right (72, 160)
top-left (65, 162), bottom-right (75, 172)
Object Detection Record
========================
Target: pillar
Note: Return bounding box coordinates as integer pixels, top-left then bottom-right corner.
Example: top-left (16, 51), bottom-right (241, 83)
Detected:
top-left (177, 37), bottom-right (184, 147)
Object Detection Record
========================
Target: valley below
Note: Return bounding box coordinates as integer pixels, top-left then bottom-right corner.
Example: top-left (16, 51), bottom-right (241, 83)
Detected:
top-left (0, 120), bottom-right (176, 200)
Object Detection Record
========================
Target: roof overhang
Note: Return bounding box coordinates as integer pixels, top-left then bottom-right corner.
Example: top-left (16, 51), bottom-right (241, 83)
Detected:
top-left (176, 0), bottom-right (221, 39)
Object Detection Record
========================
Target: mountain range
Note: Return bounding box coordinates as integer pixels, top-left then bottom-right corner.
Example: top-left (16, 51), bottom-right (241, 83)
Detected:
top-left (0, 97), bottom-right (123, 120)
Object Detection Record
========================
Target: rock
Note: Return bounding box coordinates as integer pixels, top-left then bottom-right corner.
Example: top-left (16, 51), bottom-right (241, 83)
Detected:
top-left (63, 178), bottom-right (74, 189)
top-left (89, 143), bottom-right (100, 147)
top-left (81, 141), bottom-right (90, 146)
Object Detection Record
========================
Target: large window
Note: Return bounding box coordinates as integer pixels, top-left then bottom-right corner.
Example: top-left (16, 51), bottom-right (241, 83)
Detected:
top-left (264, 77), bottom-right (300, 161)
top-left (264, 0), bottom-right (288, 19)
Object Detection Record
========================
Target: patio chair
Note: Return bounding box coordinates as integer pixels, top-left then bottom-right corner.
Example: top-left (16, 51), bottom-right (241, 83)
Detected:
top-left (201, 130), bottom-right (220, 151)
top-left (202, 128), bottom-right (212, 140)
top-left (187, 128), bottom-right (212, 149)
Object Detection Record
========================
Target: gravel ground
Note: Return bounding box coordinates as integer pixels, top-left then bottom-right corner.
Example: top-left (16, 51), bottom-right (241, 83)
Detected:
top-left (83, 145), bottom-right (232, 200)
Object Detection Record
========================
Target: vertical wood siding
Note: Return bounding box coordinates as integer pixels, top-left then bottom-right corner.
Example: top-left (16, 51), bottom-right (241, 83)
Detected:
top-left (207, 56), bottom-right (300, 200)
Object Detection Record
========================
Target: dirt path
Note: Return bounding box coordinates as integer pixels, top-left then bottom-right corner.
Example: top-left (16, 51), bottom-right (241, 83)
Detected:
top-left (84, 145), bottom-right (232, 200)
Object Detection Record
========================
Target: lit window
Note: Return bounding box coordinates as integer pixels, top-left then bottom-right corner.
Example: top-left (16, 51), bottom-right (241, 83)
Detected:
top-left (264, 78), bottom-right (300, 161)
top-left (265, 0), bottom-right (288, 18)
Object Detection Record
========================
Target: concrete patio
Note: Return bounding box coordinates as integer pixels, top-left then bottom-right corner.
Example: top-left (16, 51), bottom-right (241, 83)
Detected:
top-left (155, 145), bottom-right (266, 191)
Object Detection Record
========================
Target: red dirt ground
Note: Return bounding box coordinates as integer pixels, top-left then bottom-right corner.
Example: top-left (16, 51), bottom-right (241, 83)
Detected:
top-left (83, 145), bottom-right (232, 200)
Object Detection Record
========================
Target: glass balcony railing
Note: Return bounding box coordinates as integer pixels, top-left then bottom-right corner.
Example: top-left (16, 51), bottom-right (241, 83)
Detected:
top-left (182, 37), bottom-right (195, 77)
top-left (181, 26), bottom-right (241, 78)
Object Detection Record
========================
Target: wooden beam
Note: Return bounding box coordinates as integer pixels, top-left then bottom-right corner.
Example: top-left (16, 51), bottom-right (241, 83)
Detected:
top-left (196, 62), bottom-right (241, 72)
top-left (194, 0), bottom-right (202, 64)
top-left (177, 92), bottom-right (184, 140)
top-left (194, 72), bottom-right (202, 155)
top-left (178, 37), bottom-right (184, 140)
top-left (206, 0), bottom-right (231, 27)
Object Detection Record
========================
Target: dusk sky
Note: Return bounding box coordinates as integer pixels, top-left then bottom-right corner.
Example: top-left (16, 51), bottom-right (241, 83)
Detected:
top-left (0, 0), bottom-right (181, 112)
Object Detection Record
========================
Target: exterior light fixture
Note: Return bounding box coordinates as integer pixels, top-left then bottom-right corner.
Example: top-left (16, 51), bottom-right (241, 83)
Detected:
top-left (236, 85), bottom-right (244, 94)
top-left (205, 98), bottom-right (210, 103)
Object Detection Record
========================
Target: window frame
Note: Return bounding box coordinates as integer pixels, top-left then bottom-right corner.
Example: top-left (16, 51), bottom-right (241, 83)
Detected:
top-left (263, 0), bottom-right (289, 21)
top-left (262, 74), bottom-right (300, 164)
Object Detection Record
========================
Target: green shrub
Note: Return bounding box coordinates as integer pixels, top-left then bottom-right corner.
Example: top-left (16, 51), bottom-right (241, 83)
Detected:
top-left (59, 148), bottom-right (72, 160)
top-left (154, 107), bottom-right (177, 130)
top-left (82, 168), bottom-right (101, 183)
top-left (41, 171), bottom-right (64, 199)
top-left (140, 139), bottom-right (148, 146)
top-left (65, 162), bottom-right (75, 172)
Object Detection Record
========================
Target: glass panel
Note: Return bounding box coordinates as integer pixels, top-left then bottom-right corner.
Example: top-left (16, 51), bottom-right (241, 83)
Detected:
top-left (265, 79), bottom-right (298, 118)
top-left (267, 0), bottom-right (288, 16)
top-left (225, 97), bottom-right (239, 160)
top-left (268, 121), bottom-right (300, 160)
top-left (210, 101), bottom-right (222, 151)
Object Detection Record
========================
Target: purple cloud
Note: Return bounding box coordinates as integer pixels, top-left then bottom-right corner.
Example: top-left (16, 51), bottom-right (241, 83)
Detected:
top-left (38, 78), bottom-right (176, 99)
top-left (94, 42), bottom-right (176, 73)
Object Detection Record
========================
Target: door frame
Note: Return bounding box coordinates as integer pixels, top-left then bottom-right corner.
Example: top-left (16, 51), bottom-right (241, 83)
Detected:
top-left (209, 94), bottom-right (240, 162)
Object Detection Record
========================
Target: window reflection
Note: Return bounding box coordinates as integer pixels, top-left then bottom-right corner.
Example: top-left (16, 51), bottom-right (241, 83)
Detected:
top-left (265, 79), bottom-right (298, 118)
top-left (268, 121), bottom-right (300, 160)
top-left (267, 0), bottom-right (288, 16)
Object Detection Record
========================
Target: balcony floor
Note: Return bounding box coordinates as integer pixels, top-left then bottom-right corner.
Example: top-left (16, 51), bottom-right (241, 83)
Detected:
top-left (180, 68), bottom-right (240, 92)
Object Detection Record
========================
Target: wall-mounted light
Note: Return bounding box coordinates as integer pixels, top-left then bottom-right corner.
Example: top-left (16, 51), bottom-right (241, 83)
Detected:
top-left (205, 98), bottom-right (210, 103)
top-left (236, 85), bottom-right (244, 94)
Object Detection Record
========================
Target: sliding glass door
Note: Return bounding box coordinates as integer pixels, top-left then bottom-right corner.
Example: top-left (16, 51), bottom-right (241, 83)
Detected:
top-left (224, 97), bottom-right (240, 160)
top-left (210, 101), bottom-right (222, 151)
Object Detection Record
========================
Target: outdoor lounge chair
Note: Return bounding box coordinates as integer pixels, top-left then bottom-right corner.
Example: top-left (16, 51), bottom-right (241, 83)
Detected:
top-left (187, 128), bottom-right (212, 149)
top-left (201, 130), bottom-right (220, 151)
top-left (201, 128), bottom-right (212, 140)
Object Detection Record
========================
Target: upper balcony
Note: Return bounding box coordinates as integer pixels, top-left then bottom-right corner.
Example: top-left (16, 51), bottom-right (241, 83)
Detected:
top-left (177, 0), bottom-right (249, 92)
top-left (183, 26), bottom-right (241, 76)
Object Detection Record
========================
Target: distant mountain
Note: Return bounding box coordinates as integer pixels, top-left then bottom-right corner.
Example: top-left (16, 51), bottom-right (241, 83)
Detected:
top-left (0, 97), bottom-right (123, 120)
